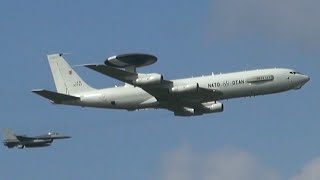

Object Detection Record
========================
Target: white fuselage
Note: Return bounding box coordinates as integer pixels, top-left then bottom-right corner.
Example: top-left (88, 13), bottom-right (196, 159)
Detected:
top-left (65, 68), bottom-right (309, 110)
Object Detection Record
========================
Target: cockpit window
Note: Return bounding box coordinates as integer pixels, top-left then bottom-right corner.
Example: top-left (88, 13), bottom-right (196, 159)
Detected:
top-left (290, 71), bottom-right (301, 75)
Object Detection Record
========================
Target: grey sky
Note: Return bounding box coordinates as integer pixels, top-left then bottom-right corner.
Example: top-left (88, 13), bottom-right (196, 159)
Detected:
top-left (160, 145), bottom-right (320, 180)
top-left (209, 0), bottom-right (320, 48)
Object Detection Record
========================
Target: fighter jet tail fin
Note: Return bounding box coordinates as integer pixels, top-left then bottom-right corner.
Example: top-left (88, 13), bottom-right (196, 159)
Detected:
top-left (3, 128), bottom-right (17, 141)
top-left (31, 89), bottom-right (80, 104)
top-left (47, 54), bottom-right (96, 95)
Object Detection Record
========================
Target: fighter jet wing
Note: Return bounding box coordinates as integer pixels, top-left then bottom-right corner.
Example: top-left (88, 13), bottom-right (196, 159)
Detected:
top-left (15, 135), bottom-right (34, 141)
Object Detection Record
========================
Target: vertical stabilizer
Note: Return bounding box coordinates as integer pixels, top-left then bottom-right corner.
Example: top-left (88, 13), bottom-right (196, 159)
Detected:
top-left (4, 129), bottom-right (17, 141)
top-left (47, 54), bottom-right (96, 95)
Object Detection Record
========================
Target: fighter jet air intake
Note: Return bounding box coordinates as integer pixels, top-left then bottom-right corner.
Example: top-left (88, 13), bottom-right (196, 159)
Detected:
top-left (32, 53), bottom-right (309, 116)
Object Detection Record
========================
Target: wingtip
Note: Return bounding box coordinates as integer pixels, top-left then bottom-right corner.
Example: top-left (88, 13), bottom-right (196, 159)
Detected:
top-left (75, 64), bottom-right (99, 68)
top-left (31, 89), bottom-right (44, 92)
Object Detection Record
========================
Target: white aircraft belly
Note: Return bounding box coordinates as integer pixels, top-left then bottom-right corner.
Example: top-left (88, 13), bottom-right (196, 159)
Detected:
top-left (80, 86), bottom-right (156, 109)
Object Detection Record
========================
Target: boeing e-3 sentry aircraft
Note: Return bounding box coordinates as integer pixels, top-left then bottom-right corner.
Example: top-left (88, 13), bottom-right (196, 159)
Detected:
top-left (32, 53), bottom-right (309, 116)
top-left (3, 129), bottom-right (70, 149)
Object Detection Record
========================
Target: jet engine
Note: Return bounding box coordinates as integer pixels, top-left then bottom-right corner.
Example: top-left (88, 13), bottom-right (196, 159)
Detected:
top-left (174, 107), bottom-right (201, 116)
top-left (200, 102), bottom-right (224, 113)
top-left (133, 73), bottom-right (163, 86)
top-left (174, 102), bottom-right (224, 116)
top-left (170, 83), bottom-right (199, 93)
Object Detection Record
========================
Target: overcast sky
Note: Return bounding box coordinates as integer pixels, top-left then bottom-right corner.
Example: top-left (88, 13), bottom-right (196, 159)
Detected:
top-left (0, 1), bottom-right (319, 180)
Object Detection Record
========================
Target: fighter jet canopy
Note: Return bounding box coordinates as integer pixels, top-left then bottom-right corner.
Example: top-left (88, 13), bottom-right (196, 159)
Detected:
top-left (48, 132), bottom-right (59, 135)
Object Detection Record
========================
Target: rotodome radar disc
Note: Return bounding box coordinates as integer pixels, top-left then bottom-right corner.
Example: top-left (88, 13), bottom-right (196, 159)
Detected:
top-left (105, 53), bottom-right (157, 68)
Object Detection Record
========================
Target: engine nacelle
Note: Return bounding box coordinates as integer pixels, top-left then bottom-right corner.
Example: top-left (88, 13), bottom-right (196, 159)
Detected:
top-left (201, 102), bottom-right (224, 113)
top-left (174, 102), bottom-right (223, 116)
top-left (174, 107), bottom-right (202, 116)
top-left (133, 73), bottom-right (163, 86)
top-left (170, 83), bottom-right (199, 93)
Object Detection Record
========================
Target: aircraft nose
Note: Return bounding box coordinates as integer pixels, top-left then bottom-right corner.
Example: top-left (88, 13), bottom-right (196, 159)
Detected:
top-left (302, 75), bottom-right (310, 84)
top-left (305, 76), bottom-right (310, 83)
top-left (60, 135), bottom-right (71, 139)
top-left (293, 74), bottom-right (310, 89)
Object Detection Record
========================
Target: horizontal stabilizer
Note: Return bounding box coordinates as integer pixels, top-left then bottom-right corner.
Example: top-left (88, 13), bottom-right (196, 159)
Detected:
top-left (31, 89), bottom-right (80, 104)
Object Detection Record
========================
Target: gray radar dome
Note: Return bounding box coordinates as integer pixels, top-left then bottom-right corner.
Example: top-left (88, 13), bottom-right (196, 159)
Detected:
top-left (105, 53), bottom-right (157, 68)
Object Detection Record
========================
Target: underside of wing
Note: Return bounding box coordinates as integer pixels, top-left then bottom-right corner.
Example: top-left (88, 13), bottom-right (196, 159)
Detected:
top-left (158, 88), bottom-right (223, 107)
top-left (156, 87), bottom-right (224, 116)
top-left (161, 99), bottom-right (224, 117)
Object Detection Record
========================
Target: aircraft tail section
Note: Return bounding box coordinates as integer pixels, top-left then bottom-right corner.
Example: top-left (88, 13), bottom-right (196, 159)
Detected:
top-left (31, 89), bottom-right (80, 104)
top-left (3, 129), bottom-right (17, 141)
top-left (47, 54), bottom-right (96, 95)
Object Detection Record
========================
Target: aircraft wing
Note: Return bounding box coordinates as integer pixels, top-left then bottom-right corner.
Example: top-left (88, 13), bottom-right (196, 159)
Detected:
top-left (84, 64), bottom-right (173, 86)
top-left (156, 88), bottom-right (223, 110)
top-left (84, 64), bottom-right (223, 107)
top-left (84, 64), bottom-right (138, 84)
top-left (15, 135), bottom-right (34, 141)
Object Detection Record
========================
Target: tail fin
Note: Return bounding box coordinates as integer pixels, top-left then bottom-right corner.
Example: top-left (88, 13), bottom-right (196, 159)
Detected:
top-left (3, 129), bottom-right (17, 141)
top-left (47, 54), bottom-right (96, 95)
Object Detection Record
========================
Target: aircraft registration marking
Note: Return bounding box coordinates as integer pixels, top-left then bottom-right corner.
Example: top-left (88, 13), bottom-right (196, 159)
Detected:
top-left (208, 79), bottom-right (245, 88)
top-left (73, 81), bottom-right (83, 87)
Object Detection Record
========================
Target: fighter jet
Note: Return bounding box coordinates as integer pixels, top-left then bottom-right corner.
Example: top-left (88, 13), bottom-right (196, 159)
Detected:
top-left (3, 129), bottom-right (70, 149)
top-left (32, 53), bottom-right (310, 116)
